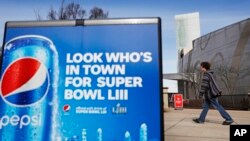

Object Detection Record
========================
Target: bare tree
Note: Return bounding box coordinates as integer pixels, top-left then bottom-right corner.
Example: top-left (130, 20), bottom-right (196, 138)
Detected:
top-left (185, 65), bottom-right (201, 99)
top-left (89, 6), bottom-right (109, 19)
top-left (34, 10), bottom-right (43, 21)
top-left (214, 64), bottom-right (250, 95)
top-left (47, 0), bottom-right (86, 20)
top-left (35, 0), bottom-right (108, 20)
top-left (65, 2), bottom-right (85, 19)
top-left (47, 7), bottom-right (58, 20)
top-left (214, 65), bottom-right (240, 95)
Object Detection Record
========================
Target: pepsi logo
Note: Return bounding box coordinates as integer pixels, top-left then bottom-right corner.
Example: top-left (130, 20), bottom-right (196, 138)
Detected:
top-left (0, 57), bottom-right (49, 107)
top-left (63, 104), bottom-right (71, 112)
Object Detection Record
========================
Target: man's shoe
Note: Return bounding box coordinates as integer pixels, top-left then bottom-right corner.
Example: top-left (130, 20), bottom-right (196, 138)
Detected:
top-left (193, 118), bottom-right (204, 124)
top-left (222, 120), bottom-right (234, 125)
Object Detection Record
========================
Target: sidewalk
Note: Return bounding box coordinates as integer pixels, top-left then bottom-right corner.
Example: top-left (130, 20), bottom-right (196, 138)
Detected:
top-left (164, 108), bottom-right (250, 141)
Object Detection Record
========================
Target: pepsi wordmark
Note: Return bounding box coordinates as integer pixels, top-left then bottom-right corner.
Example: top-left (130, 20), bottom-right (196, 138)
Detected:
top-left (64, 52), bottom-right (152, 101)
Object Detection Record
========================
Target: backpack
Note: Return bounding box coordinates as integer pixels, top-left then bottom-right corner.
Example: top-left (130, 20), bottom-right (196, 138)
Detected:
top-left (207, 73), bottom-right (222, 98)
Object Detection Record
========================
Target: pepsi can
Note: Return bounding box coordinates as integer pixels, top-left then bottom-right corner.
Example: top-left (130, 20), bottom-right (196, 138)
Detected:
top-left (0, 35), bottom-right (59, 141)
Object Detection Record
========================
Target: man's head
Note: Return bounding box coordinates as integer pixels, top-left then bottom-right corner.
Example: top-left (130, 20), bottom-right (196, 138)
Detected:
top-left (200, 62), bottom-right (211, 72)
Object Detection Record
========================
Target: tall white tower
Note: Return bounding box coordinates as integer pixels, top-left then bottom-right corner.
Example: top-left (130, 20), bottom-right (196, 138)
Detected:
top-left (175, 12), bottom-right (201, 72)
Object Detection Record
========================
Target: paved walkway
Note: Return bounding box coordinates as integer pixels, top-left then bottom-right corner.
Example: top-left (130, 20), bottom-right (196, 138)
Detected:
top-left (164, 108), bottom-right (250, 141)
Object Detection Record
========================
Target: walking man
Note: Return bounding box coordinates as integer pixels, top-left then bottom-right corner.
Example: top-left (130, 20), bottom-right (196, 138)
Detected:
top-left (193, 62), bottom-right (233, 125)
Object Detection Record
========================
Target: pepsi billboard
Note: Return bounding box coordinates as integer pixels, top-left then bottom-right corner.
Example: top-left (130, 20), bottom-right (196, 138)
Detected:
top-left (0, 18), bottom-right (163, 141)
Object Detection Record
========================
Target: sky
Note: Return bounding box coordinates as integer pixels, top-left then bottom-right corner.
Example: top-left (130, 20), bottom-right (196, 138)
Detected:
top-left (1, 0), bottom-right (250, 92)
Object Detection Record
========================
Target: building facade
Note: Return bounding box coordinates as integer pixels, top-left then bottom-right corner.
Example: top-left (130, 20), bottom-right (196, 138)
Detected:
top-left (179, 18), bottom-right (250, 100)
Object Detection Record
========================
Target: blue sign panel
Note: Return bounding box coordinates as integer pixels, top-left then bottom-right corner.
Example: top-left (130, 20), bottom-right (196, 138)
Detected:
top-left (0, 18), bottom-right (163, 141)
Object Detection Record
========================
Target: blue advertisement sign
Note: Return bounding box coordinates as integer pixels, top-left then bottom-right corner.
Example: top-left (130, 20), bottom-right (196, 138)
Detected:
top-left (0, 18), bottom-right (163, 141)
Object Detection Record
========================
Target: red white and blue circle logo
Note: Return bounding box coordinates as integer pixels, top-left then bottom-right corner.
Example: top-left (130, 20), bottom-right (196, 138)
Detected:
top-left (0, 57), bottom-right (49, 107)
top-left (63, 104), bottom-right (71, 112)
